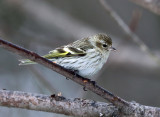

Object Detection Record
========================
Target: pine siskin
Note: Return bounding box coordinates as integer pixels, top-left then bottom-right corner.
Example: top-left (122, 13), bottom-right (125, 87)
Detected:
top-left (19, 34), bottom-right (116, 78)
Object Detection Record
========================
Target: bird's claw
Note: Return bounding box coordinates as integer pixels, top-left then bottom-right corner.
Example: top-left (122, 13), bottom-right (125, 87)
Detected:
top-left (91, 81), bottom-right (96, 86)
top-left (68, 69), bottom-right (79, 78)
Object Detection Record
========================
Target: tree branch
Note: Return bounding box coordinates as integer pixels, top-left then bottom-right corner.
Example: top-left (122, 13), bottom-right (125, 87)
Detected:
top-left (1, 38), bottom-right (160, 116)
top-left (0, 90), bottom-right (118, 117)
top-left (1, 89), bottom-right (160, 117)
top-left (129, 0), bottom-right (160, 15)
top-left (0, 38), bottom-right (131, 114)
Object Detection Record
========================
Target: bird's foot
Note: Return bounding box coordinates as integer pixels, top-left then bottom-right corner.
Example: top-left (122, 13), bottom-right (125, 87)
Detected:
top-left (68, 69), bottom-right (79, 77)
top-left (65, 69), bottom-right (79, 80)
top-left (91, 80), bottom-right (96, 86)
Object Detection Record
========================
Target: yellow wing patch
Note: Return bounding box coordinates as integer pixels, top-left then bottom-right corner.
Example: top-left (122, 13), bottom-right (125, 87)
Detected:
top-left (43, 50), bottom-right (69, 59)
top-left (43, 47), bottom-right (86, 59)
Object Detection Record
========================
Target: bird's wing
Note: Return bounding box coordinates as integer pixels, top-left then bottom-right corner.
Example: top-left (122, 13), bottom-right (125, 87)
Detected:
top-left (43, 47), bottom-right (86, 59)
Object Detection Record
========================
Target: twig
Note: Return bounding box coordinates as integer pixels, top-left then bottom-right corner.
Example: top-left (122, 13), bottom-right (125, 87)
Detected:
top-left (99, 0), bottom-right (160, 65)
top-left (0, 90), bottom-right (118, 117)
top-left (0, 38), bottom-right (132, 114)
top-left (129, 0), bottom-right (160, 15)
top-left (129, 9), bottom-right (142, 32)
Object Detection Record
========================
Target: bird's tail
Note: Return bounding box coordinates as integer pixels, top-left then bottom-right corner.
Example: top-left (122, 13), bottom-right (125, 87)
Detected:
top-left (19, 59), bottom-right (36, 65)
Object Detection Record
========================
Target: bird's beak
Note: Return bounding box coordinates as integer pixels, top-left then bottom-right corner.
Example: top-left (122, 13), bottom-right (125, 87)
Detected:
top-left (110, 47), bottom-right (116, 51)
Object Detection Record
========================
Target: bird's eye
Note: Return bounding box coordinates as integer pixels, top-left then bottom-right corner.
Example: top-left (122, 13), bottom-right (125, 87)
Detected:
top-left (102, 44), bottom-right (107, 48)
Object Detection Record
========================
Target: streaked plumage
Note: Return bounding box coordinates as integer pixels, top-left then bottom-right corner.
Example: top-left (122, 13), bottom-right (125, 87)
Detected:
top-left (19, 33), bottom-right (115, 78)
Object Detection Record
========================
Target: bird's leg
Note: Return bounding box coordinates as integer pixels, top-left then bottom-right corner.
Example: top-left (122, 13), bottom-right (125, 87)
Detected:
top-left (72, 69), bottom-right (79, 77)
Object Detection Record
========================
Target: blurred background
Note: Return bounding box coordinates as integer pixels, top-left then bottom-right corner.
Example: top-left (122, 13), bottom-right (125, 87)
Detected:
top-left (0, 0), bottom-right (160, 116)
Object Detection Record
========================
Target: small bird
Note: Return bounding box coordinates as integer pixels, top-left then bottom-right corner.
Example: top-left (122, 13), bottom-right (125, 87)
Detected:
top-left (19, 34), bottom-right (116, 78)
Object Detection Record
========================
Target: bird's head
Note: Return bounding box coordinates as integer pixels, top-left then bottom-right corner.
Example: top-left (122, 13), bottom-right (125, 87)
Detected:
top-left (89, 33), bottom-right (116, 54)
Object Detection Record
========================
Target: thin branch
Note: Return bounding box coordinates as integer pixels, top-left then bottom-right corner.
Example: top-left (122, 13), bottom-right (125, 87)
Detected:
top-left (129, 0), bottom-right (160, 15)
top-left (129, 9), bottom-right (142, 32)
top-left (0, 38), bottom-right (132, 114)
top-left (0, 90), bottom-right (118, 117)
top-left (99, 0), bottom-right (160, 65)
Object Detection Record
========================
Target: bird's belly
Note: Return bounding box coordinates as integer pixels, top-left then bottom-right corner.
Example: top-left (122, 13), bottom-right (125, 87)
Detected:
top-left (51, 55), bottom-right (103, 78)
top-left (77, 67), bottom-right (102, 77)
